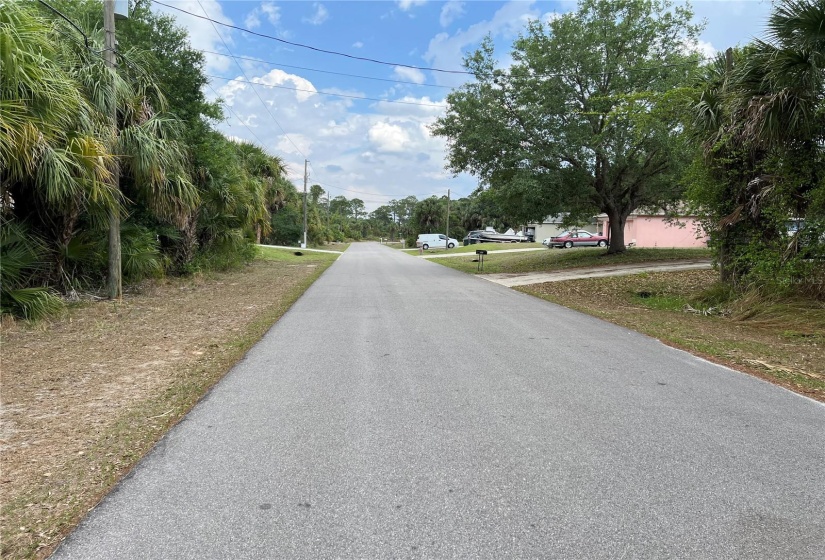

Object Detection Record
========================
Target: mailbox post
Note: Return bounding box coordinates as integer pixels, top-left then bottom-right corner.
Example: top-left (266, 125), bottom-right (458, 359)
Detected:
top-left (476, 249), bottom-right (487, 272)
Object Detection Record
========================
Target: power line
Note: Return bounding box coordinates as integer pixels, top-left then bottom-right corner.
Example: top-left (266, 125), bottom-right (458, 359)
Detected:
top-left (154, 0), bottom-right (713, 81)
top-left (36, 0), bottom-right (92, 50)
top-left (153, 0), bottom-right (473, 75)
top-left (197, 1), bottom-right (308, 161)
top-left (206, 74), bottom-right (446, 108)
top-left (201, 50), bottom-right (453, 90)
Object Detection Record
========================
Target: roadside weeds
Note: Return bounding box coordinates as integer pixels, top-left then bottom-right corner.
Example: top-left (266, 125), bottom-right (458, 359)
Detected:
top-left (519, 270), bottom-right (825, 403)
top-left (1, 253), bottom-right (336, 559)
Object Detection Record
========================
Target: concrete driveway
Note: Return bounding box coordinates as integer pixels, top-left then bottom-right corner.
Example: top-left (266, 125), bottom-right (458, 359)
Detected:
top-left (482, 259), bottom-right (712, 287)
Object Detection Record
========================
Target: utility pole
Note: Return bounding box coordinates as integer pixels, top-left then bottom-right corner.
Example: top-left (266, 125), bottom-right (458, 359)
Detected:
top-left (302, 159), bottom-right (308, 248)
top-left (445, 188), bottom-right (450, 246)
top-left (104, 0), bottom-right (121, 300)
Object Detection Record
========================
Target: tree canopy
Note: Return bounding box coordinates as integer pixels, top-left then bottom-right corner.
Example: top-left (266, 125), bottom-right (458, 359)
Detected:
top-left (687, 0), bottom-right (825, 292)
top-left (432, 0), bottom-right (703, 252)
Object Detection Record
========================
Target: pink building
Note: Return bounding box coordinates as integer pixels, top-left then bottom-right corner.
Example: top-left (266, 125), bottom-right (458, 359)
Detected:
top-left (596, 213), bottom-right (708, 248)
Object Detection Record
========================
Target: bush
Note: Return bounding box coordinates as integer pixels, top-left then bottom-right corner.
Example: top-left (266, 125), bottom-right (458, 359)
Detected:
top-left (0, 220), bottom-right (64, 320)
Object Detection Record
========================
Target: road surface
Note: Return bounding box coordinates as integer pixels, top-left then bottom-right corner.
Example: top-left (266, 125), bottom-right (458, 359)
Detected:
top-left (52, 243), bottom-right (825, 559)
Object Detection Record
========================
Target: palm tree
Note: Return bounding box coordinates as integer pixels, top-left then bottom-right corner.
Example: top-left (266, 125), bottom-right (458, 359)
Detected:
top-left (2, 2), bottom-right (201, 297)
top-left (1, 2), bottom-right (116, 294)
top-left (689, 0), bottom-right (825, 284)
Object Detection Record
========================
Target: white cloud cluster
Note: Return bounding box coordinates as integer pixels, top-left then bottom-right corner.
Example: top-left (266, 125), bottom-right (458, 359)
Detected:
top-left (210, 69), bottom-right (474, 208)
top-left (393, 66), bottom-right (427, 84)
top-left (245, 2), bottom-right (281, 29)
top-left (303, 3), bottom-right (329, 25)
top-left (153, 0), bottom-right (235, 72)
top-left (424, 0), bottom-right (546, 86)
top-left (397, 0), bottom-right (427, 11)
top-left (683, 38), bottom-right (718, 59)
top-left (256, 69), bottom-right (318, 103)
top-left (440, 1), bottom-right (466, 27)
top-left (368, 122), bottom-right (411, 152)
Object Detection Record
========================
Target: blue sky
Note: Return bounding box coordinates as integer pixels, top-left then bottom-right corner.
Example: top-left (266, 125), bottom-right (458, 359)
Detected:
top-left (152, 0), bottom-right (774, 210)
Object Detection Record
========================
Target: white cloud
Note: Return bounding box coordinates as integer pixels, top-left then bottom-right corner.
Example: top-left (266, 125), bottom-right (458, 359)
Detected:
top-left (245, 11), bottom-right (261, 29)
top-left (216, 78), bottom-right (249, 106)
top-left (398, 0), bottom-right (427, 11)
top-left (152, 0), bottom-right (234, 73)
top-left (684, 38), bottom-right (718, 59)
top-left (540, 11), bottom-right (562, 25)
top-left (440, 1), bottom-right (465, 27)
top-left (319, 120), bottom-right (355, 138)
top-left (424, 0), bottom-right (548, 86)
top-left (260, 2), bottom-right (281, 25)
top-left (374, 96), bottom-right (446, 116)
top-left (211, 68), bottom-right (475, 209)
top-left (369, 122), bottom-right (411, 152)
top-left (276, 133), bottom-right (313, 157)
top-left (352, 41), bottom-right (364, 48)
top-left (393, 66), bottom-right (427, 84)
top-left (244, 2), bottom-right (281, 30)
top-left (255, 69), bottom-right (318, 103)
top-left (303, 3), bottom-right (329, 25)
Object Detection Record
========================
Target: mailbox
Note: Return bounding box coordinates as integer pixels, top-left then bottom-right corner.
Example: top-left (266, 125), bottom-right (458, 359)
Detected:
top-left (475, 249), bottom-right (487, 271)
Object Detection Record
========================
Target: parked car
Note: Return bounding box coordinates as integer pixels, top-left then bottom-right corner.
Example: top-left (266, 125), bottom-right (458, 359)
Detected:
top-left (547, 230), bottom-right (609, 248)
top-left (417, 233), bottom-right (459, 250)
top-left (463, 231), bottom-right (486, 245)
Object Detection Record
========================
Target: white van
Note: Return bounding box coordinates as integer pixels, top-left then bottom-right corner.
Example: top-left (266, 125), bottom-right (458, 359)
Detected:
top-left (416, 233), bottom-right (459, 250)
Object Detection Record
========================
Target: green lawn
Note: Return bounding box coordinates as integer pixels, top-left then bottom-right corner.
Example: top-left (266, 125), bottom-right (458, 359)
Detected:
top-left (433, 247), bottom-right (712, 274)
top-left (257, 246), bottom-right (343, 263)
top-left (443, 242), bottom-right (545, 253)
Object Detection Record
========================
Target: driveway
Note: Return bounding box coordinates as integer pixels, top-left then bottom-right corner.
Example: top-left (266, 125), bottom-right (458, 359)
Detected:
top-left (482, 259), bottom-right (712, 287)
top-left (52, 243), bottom-right (824, 559)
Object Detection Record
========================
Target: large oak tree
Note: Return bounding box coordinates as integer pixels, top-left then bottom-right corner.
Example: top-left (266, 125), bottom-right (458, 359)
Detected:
top-left (432, 0), bottom-right (702, 252)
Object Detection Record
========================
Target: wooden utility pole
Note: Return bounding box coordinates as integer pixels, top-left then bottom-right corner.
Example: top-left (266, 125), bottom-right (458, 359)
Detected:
top-left (104, 0), bottom-right (121, 300)
top-left (446, 188), bottom-right (450, 244)
top-left (719, 47), bottom-right (734, 283)
top-left (302, 159), bottom-right (308, 248)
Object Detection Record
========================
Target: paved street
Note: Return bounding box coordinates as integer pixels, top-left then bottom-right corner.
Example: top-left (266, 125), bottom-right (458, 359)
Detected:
top-left (52, 243), bottom-right (825, 559)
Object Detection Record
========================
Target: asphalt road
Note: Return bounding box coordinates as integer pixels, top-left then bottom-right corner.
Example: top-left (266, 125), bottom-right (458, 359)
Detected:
top-left (52, 243), bottom-right (825, 559)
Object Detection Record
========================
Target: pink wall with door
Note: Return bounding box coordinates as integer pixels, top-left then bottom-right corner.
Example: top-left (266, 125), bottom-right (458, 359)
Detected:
top-left (597, 215), bottom-right (708, 248)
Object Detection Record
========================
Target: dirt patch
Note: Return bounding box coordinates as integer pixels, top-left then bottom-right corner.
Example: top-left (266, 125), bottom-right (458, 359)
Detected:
top-left (0, 257), bottom-right (333, 559)
top-left (520, 269), bottom-right (825, 402)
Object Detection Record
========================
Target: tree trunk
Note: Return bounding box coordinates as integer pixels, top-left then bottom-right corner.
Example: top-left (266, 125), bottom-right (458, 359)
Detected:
top-left (606, 209), bottom-right (627, 254)
top-left (54, 199), bottom-right (81, 290)
top-left (177, 212), bottom-right (199, 270)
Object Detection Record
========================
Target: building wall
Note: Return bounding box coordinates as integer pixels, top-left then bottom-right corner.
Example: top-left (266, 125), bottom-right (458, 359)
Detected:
top-left (532, 223), bottom-right (568, 241)
top-left (529, 218), bottom-right (600, 243)
top-left (598, 216), bottom-right (708, 248)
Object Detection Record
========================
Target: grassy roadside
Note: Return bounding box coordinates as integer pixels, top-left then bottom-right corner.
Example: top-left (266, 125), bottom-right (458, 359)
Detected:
top-left (1, 248), bottom-right (339, 559)
top-left (519, 270), bottom-right (825, 402)
top-left (434, 247), bottom-right (712, 274)
top-left (431, 245), bottom-right (821, 401)
top-left (436, 242), bottom-right (545, 254)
